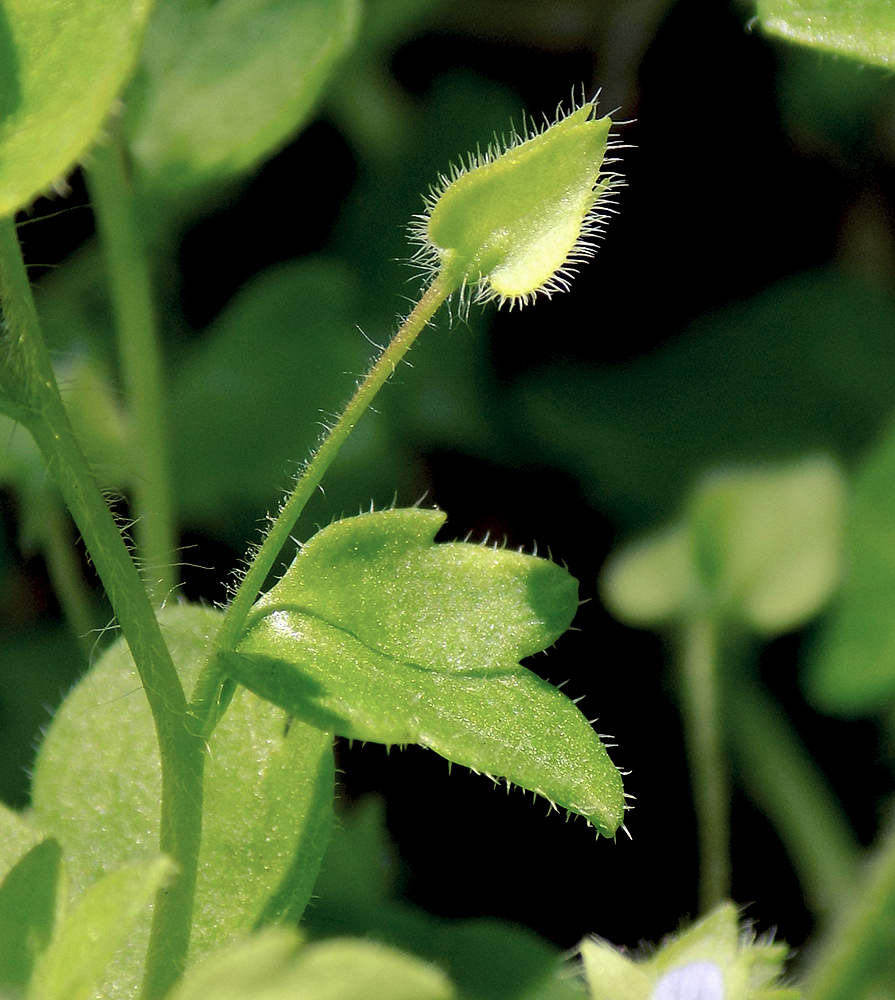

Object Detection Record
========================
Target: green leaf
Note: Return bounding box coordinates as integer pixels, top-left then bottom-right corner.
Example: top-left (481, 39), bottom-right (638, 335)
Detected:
top-left (31, 604), bottom-right (334, 998)
top-left (125, 0), bottom-right (360, 192)
top-left (228, 508), bottom-right (625, 836)
top-left (0, 802), bottom-right (43, 884)
top-left (170, 259), bottom-right (397, 522)
top-left (809, 418), bottom-right (895, 714)
top-left (0, 0), bottom-right (152, 217)
top-left (757, 0), bottom-right (895, 67)
top-left (602, 456), bottom-right (846, 636)
top-left (27, 856), bottom-right (173, 1000)
top-left (168, 929), bottom-right (454, 1000)
top-left (0, 839), bottom-right (63, 990)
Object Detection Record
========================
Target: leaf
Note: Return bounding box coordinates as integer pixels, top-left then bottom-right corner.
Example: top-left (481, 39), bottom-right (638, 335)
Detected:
top-left (170, 259), bottom-right (398, 522)
top-left (0, 0), bottom-right (152, 217)
top-left (27, 856), bottom-right (173, 1000)
top-left (0, 839), bottom-right (63, 990)
top-left (125, 0), bottom-right (360, 192)
top-left (602, 456), bottom-right (846, 636)
top-left (228, 508), bottom-right (625, 836)
top-left (168, 929), bottom-right (455, 1000)
top-left (809, 417), bottom-right (895, 714)
top-left (31, 604), bottom-right (334, 998)
top-left (0, 799), bottom-right (43, 884)
top-left (756, 0), bottom-right (895, 67)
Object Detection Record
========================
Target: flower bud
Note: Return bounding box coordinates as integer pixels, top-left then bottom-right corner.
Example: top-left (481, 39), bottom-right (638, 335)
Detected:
top-left (412, 94), bottom-right (619, 309)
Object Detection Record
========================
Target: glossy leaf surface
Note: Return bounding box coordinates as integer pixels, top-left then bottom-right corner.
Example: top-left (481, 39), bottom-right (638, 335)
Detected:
top-left (0, 0), bottom-right (151, 217)
top-left (31, 604), bottom-right (334, 997)
top-left (229, 508), bottom-right (625, 836)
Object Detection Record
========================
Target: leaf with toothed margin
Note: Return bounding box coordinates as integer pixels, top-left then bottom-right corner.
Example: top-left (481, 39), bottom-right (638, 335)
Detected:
top-left (224, 507), bottom-right (625, 837)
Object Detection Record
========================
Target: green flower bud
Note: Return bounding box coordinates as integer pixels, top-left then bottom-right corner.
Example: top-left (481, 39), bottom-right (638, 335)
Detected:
top-left (411, 93), bottom-right (620, 309)
top-left (579, 904), bottom-right (800, 1000)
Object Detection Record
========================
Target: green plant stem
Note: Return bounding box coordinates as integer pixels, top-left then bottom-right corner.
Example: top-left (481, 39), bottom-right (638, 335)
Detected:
top-left (726, 674), bottom-right (860, 921)
top-left (678, 613), bottom-right (729, 912)
top-left (804, 816), bottom-right (895, 1000)
top-left (86, 135), bottom-right (176, 604)
top-left (191, 270), bottom-right (456, 728)
top-left (0, 216), bottom-right (202, 1000)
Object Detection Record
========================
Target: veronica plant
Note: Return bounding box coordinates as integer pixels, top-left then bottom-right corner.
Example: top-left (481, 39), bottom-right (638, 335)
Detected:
top-left (0, 4), bottom-right (626, 994)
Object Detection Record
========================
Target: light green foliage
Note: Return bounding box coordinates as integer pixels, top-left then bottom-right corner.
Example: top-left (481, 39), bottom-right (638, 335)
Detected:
top-left (168, 928), bottom-right (455, 1000)
top-left (0, 839), bottom-right (63, 991)
top-left (810, 416), bottom-right (895, 714)
top-left (420, 96), bottom-right (616, 307)
top-left (0, 0), bottom-right (152, 218)
top-left (27, 855), bottom-right (174, 1000)
top-left (31, 605), bottom-right (334, 997)
top-left (124, 0), bottom-right (360, 193)
top-left (228, 508), bottom-right (625, 835)
top-left (0, 804), bottom-right (43, 884)
top-left (580, 904), bottom-right (797, 1000)
top-left (602, 456), bottom-right (846, 635)
top-left (757, 0), bottom-right (895, 66)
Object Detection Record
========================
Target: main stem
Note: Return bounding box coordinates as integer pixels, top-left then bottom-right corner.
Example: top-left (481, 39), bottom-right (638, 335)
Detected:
top-left (191, 271), bottom-right (455, 724)
top-left (87, 136), bottom-right (176, 604)
top-left (679, 613), bottom-right (730, 912)
top-left (0, 217), bottom-right (202, 1000)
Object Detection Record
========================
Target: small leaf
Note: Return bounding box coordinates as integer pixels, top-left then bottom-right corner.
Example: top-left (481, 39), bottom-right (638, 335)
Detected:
top-left (0, 0), bottom-right (152, 217)
top-left (27, 855), bottom-right (173, 1000)
top-left (168, 929), bottom-right (454, 1000)
top-left (229, 508), bottom-right (625, 836)
top-left (125, 0), bottom-right (360, 192)
top-left (757, 0), bottom-right (895, 67)
top-left (602, 456), bottom-right (845, 636)
top-left (0, 839), bottom-right (63, 990)
top-left (415, 94), bottom-right (618, 308)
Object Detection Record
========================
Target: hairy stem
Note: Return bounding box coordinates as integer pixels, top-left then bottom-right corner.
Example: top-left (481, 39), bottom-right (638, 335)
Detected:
top-left (0, 216), bottom-right (202, 1000)
top-left (678, 613), bottom-right (729, 912)
top-left (191, 270), bottom-right (456, 728)
top-left (86, 135), bottom-right (176, 603)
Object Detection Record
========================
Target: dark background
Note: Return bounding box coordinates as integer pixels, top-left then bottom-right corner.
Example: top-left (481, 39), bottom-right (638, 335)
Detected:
top-left (5, 0), bottom-right (895, 967)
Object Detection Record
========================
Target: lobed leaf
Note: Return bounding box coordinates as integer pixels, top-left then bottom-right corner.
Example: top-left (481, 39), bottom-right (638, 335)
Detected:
top-left (0, 0), bottom-right (152, 217)
top-left (228, 508), bottom-right (625, 836)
